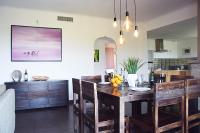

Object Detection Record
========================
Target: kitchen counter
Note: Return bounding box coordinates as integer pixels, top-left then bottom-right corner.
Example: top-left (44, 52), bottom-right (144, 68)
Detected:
top-left (154, 70), bottom-right (191, 82)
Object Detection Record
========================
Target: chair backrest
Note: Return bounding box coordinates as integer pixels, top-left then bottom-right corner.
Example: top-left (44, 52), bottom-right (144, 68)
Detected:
top-left (154, 81), bottom-right (185, 132)
top-left (185, 79), bottom-right (200, 132)
top-left (185, 79), bottom-right (200, 97)
top-left (72, 78), bottom-right (81, 95)
top-left (81, 75), bottom-right (101, 83)
top-left (154, 80), bottom-right (185, 106)
top-left (171, 75), bottom-right (193, 81)
top-left (81, 80), bottom-right (99, 130)
top-left (72, 78), bottom-right (81, 105)
top-left (81, 80), bottom-right (97, 103)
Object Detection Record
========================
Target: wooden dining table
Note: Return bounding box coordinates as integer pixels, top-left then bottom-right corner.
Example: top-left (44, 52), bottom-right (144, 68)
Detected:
top-left (97, 85), bottom-right (153, 133)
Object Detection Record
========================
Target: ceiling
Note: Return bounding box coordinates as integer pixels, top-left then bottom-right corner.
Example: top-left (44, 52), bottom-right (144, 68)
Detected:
top-left (0, 0), bottom-right (197, 22)
top-left (147, 17), bottom-right (197, 39)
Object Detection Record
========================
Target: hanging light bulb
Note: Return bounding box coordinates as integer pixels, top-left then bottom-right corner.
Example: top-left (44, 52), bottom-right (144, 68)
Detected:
top-left (119, 30), bottom-right (125, 45)
top-left (133, 0), bottom-right (139, 38)
top-left (134, 25), bottom-right (139, 38)
top-left (113, 0), bottom-right (117, 28)
top-left (113, 17), bottom-right (117, 28)
top-left (123, 0), bottom-right (132, 32)
top-left (124, 11), bottom-right (131, 31)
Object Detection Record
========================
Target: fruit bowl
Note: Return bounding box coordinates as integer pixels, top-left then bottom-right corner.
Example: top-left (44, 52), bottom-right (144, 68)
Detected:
top-left (32, 76), bottom-right (49, 81)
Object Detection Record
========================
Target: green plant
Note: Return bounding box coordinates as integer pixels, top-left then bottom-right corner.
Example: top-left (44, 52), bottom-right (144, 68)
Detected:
top-left (122, 57), bottom-right (144, 74)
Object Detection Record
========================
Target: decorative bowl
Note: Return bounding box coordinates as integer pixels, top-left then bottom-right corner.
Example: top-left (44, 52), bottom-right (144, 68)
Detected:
top-left (11, 70), bottom-right (22, 82)
top-left (32, 76), bottom-right (49, 81)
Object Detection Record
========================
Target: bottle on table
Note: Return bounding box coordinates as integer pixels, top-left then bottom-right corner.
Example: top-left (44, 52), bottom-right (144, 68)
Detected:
top-left (159, 73), bottom-right (166, 83)
top-left (24, 69), bottom-right (28, 81)
top-left (149, 69), bottom-right (154, 88)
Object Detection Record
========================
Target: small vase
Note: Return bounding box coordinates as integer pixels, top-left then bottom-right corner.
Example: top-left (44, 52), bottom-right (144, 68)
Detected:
top-left (127, 74), bottom-right (138, 87)
top-left (112, 87), bottom-right (121, 96)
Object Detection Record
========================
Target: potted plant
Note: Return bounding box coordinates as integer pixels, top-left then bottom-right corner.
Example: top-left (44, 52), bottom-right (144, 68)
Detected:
top-left (122, 57), bottom-right (144, 87)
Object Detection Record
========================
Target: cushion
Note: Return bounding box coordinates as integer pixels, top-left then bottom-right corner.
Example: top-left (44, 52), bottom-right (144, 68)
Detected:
top-left (0, 85), bottom-right (6, 96)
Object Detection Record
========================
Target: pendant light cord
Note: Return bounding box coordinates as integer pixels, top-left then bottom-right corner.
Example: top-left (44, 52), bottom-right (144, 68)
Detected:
top-left (126, 0), bottom-right (128, 12)
top-left (114, 0), bottom-right (116, 17)
top-left (134, 0), bottom-right (137, 25)
top-left (120, 0), bottom-right (122, 30)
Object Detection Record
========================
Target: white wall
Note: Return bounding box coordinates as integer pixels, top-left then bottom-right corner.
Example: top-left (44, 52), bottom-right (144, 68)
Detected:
top-left (0, 6), bottom-right (148, 100)
top-left (94, 39), bottom-right (107, 76)
top-left (147, 39), bottom-right (155, 51)
top-left (177, 38), bottom-right (197, 58)
top-left (154, 40), bottom-right (178, 58)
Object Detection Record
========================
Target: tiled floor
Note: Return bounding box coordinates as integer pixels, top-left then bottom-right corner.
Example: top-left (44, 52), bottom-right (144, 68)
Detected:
top-left (15, 106), bottom-right (74, 133)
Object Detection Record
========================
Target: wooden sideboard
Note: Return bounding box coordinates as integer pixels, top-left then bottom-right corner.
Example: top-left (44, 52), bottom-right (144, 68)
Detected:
top-left (5, 80), bottom-right (68, 110)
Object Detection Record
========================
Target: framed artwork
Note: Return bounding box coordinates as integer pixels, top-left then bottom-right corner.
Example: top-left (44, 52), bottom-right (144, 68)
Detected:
top-left (94, 49), bottom-right (99, 62)
top-left (182, 47), bottom-right (191, 55)
top-left (11, 25), bottom-right (62, 62)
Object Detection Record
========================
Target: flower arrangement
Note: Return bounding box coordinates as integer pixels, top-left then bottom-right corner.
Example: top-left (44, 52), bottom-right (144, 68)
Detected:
top-left (111, 74), bottom-right (123, 88)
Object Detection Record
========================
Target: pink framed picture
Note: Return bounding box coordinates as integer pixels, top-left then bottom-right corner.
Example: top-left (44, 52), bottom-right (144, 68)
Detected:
top-left (11, 25), bottom-right (62, 62)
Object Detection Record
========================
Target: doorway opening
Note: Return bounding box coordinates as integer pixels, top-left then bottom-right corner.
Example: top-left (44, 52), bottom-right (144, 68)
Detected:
top-left (94, 36), bottom-right (116, 75)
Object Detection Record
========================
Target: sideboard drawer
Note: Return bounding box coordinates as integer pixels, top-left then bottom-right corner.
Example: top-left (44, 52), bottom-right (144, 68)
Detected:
top-left (28, 91), bottom-right (48, 99)
top-left (16, 93), bottom-right (28, 100)
top-left (5, 83), bottom-right (28, 93)
top-left (49, 97), bottom-right (67, 106)
top-left (29, 97), bottom-right (49, 108)
top-left (48, 81), bottom-right (67, 91)
top-left (29, 82), bottom-right (48, 92)
top-left (16, 100), bottom-right (29, 110)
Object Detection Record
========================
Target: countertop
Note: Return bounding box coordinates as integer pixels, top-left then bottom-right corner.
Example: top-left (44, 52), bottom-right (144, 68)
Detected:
top-left (154, 70), bottom-right (191, 82)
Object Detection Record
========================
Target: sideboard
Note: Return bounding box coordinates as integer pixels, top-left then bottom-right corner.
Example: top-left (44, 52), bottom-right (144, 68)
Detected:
top-left (4, 80), bottom-right (68, 110)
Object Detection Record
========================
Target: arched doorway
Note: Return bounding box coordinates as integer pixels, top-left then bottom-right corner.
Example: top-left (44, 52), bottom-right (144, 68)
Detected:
top-left (94, 36), bottom-right (117, 75)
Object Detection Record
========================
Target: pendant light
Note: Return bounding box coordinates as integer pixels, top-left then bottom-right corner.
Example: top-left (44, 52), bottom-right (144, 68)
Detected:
top-left (123, 0), bottom-right (131, 31)
top-left (119, 30), bottom-right (124, 45)
top-left (133, 0), bottom-right (139, 37)
top-left (119, 0), bottom-right (124, 45)
top-left (113, 0), bottom-right (117, 28)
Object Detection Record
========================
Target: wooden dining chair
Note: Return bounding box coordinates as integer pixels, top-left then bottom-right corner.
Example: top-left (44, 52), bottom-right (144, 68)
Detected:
top-left (132, 80), bottom-right (185, 133)
top-left (81, 80), bottom-right (130, 133)
top-left (81, 75), bottom-right (102, 83)
top-left (185, 79), bottom-right (200, 133)
top-left (72, 78), bottom-right (83, 133)
top-left (81, 80), bottom-right (114, 133)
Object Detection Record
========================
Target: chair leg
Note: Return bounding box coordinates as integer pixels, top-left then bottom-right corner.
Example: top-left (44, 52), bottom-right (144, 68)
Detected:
top-left (73, 112), bottom-right (77, 133)
top-left (185, 97), bottom-right (189, 133)
top-left (79, 117), bottom-right (83, 133)
top-left (125, 116), bottom-right (129, 133)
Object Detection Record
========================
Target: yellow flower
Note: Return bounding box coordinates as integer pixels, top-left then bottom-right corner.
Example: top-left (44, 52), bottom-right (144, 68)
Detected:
top-left (111, 74), bottom-right (123, 87)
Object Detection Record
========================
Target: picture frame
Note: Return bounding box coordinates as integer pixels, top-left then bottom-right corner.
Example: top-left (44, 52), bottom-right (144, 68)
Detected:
top-left (11, 25), bottom-right (62, 62)
top-left (94, 49), bottom-right (99, 62)
top-left (182, 47), bottom-right (191, 55)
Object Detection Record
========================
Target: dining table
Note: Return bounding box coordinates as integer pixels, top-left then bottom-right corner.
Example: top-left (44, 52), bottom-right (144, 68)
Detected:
top-left (97, 83), bottom-right (153, 133)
